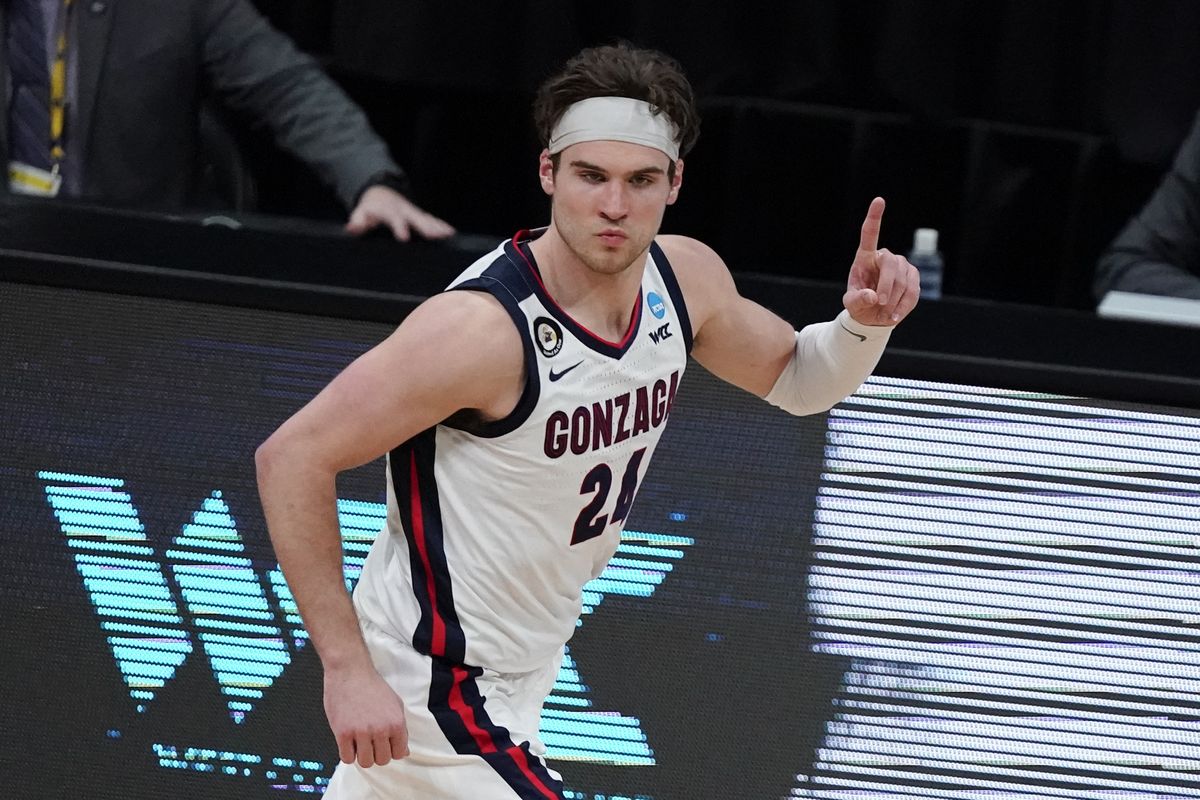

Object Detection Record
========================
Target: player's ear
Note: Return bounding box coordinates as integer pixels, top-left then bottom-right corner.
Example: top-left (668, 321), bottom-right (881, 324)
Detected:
top-left (666, 159), bottom-right (684, 205)
top-left (538, 149), bottom-right (556, 196)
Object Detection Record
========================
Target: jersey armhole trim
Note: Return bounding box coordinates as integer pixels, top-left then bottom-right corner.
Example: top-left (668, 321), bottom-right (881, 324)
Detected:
top-left (650, 240), bottom-right (693, 354)
top-left (441, 280), bottom-right (540, 438)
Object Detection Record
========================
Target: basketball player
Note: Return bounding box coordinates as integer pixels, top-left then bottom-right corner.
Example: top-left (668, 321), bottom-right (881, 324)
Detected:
top-left (256, 43), bottom-right (919, 799)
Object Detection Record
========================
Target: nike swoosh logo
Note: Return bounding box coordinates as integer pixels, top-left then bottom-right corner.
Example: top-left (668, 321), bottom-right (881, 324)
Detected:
top-left (839, 322), bottom-right (866, 342)
top-left (549, 360), bottom-right (584, 382)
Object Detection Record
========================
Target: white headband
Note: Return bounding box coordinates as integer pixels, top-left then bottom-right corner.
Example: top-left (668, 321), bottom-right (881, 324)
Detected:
top-left (548, 96), bottom-right (681, 160)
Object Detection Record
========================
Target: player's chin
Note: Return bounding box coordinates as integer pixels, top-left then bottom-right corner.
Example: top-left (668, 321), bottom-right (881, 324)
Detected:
top-left (587, 249), bottom-right (636, 274)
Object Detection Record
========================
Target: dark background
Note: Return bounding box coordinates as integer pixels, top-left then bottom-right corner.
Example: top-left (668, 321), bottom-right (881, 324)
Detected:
top-left (0, 281), bottom-right (852, 799)
top-left (231, 0), bottom-right (1200, 310)
top-left (3, 270), bottom-right (1198, 800)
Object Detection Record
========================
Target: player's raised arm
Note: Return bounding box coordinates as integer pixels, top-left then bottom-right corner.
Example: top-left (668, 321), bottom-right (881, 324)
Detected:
top-left (667, 197), bottom-right (918, 416)
top-left (254, 290), bottom-right (523, 768)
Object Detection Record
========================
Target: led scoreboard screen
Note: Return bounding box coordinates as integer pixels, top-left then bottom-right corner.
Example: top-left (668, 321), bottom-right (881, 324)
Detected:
top-left (1, 281), bottom-right (1198, 799)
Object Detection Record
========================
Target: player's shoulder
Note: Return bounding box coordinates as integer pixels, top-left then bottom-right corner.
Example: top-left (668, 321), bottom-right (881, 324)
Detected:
top-left (415, 286), bottom-right (513, 327)
top-left (656, 234), bottom-right (724, 271)
top-left (654, 234), bottom-right (737, 303)
top-left (391, 289), bottom-right (522, 370)
top-left (365, 289), bottom-right (526, 417)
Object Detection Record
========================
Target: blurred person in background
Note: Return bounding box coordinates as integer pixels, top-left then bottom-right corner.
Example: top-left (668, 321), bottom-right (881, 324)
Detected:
top-left (2, 0), bottom-right (453, 241)
top-left (1095, 109), bottom-right (1200, 301)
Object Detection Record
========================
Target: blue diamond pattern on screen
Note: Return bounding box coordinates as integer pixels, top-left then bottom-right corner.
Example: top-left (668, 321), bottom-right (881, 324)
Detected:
top-left (39, 471), bottom-right (690, 792)
top-left (40, 471), bottom-right (192, 713)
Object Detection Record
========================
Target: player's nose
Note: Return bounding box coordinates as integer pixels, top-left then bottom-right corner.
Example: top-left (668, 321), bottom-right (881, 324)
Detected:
top-left (598, 181), bottom-right (630, 219)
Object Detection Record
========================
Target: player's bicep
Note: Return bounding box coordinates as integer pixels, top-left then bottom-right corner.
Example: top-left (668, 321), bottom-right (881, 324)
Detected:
top-left (659, 234), bottom-right (796, 396)
top-left (691, 293), bottom-right (796, 397)
top-left (263, 292), bottom-right (521, 473)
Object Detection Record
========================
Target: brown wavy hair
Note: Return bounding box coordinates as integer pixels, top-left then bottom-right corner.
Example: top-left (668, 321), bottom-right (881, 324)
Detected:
top-left (533, 43), bottom-right (701, 162)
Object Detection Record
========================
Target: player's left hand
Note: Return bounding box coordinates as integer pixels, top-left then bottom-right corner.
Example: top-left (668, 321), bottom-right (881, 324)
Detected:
top-left (843, 197), bottom-right (920, 327)
top-left (346, 185), bottom-right (455, 242)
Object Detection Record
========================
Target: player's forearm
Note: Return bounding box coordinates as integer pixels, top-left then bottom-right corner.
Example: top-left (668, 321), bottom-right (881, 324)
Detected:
top-left (255, 443), bottom-right (373, 672)
top-left (764, 310), bottom-right (890, 415)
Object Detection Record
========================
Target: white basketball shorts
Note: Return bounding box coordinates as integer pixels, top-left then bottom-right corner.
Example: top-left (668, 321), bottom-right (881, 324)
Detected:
top-left (323, 617), bottom-right (565, 799)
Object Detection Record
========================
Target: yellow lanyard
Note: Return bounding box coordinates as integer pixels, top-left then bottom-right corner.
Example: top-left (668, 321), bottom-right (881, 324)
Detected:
top-left (49, 0), bottom-right (74, 169)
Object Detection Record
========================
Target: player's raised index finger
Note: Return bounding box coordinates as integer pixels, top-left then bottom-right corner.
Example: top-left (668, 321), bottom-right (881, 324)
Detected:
top-left (858, 197), bottom-right (886, 254)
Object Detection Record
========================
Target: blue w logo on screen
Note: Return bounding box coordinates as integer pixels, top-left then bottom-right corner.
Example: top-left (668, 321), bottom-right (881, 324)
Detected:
top-left (38, 470), bottom-right (692, 767)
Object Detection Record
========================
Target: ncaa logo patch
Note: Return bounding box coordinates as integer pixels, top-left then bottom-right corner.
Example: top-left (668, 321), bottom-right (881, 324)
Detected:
top-left (647, 292), bottom-right (667, 320)
top-left (534, 316), bottom-right (564, 357)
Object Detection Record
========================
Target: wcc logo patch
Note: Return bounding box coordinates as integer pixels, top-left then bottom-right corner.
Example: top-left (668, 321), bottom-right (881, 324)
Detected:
top-left (646, 292), bottom-right (672, 344)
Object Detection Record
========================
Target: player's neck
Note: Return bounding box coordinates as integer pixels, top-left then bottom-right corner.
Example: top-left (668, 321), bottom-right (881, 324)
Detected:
top-left (528, 230), bottom-right (647, 342)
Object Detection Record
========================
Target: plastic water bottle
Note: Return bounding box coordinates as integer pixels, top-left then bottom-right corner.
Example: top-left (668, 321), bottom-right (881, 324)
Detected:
top-left (908, 227), bottom-right (943, 300)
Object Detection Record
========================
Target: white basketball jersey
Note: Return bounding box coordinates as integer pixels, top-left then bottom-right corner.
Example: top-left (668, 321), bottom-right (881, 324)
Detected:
top-left (353, 231), bottom-right (692, 672)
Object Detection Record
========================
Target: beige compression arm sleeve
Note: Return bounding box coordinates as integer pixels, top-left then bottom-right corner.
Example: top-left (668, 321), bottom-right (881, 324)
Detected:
top-left (763, 310), bottom-right (892, 415)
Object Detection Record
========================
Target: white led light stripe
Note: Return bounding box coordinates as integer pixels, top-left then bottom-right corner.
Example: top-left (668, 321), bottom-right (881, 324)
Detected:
top-left (822, 463), bottom-right (1200, 503)
top-left (831, 405), bottom-right (1200, 448)
top-left (796, 774), bottom-right (1082, 800)
top-left (817, 495), bottom-right (1198, 540)
top-left (854, 375), bottom-right (1063, 397)
top-left (826, 722), bottom-right (1194, 766)
top-left (813, 552), bottom-right (1200, 596)
top-left (815, 517), bottom-right (1198, 555)
top-left (812, 640), bottom-right (1195, 697)
top-left (813, 614), bottom-right (1200, 656)
top-left (818, 488), bottom-right (1199, 531)
top-left (836, 699), bottom-right (1200, 740)
top-left (838, 666), bottom-right (1199, 714)
top-left (835, 663), bottom-right (1174, 702)
top-left (819, 738), bottom-right (1200, 784)
top-left (849, 376), bottom-right (1200, 426)
top-left (809, 570), bottom-right (1200, 616)
top-left (831, 712), bottom-right (1200, 754)
top-left (812, 534), bottom-right (1197, 574)
top-left (811, 589), bottom-right (1197, 632)
top-left (828, 429), bottom-right (1200, 475)
top-left (823, 453), bottom-right (1199, 493)
top-left (820, 480), bottom-right (1200, 520)
top-left (841, 678), bottom-right (1195, 718)
top-left (816, 760), bottom-right (1200, 797)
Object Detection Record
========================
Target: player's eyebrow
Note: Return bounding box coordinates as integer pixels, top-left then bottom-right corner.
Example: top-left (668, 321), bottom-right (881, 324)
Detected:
top-left (569, 159), bottom-right (666, 177)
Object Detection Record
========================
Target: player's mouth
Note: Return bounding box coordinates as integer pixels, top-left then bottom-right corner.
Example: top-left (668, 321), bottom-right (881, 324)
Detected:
top-left (597, 229), bottom-right (628, 247)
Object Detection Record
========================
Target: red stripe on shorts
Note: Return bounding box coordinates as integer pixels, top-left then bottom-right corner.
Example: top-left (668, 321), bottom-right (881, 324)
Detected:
top-left (448, 664), bottom-right (560, 800)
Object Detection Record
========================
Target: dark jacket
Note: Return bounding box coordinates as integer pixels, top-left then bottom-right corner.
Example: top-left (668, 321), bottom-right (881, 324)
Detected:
top-left (0, 0), bottom-right (401, 209)
top-left (1095, 110), bottom-right (1200, 301)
